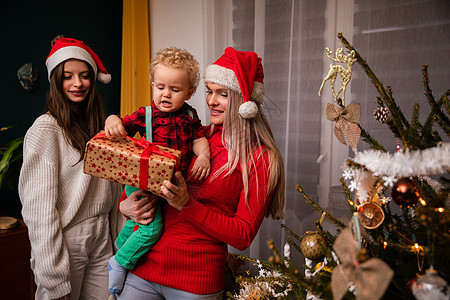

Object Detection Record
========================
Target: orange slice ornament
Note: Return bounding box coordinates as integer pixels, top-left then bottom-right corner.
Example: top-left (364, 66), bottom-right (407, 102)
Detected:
top-left (357, 202), bottom-right (385, 229)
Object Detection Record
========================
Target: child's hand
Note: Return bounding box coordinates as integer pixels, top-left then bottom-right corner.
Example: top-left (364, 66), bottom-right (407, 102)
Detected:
top-left (191, 154), bottom-right (210, 181)
top-left (105, 115), bottom-right (128, 139)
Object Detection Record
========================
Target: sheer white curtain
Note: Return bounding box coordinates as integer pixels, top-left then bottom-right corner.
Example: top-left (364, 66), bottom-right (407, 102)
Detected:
top-left (203, 0), bottom-right (450, 268)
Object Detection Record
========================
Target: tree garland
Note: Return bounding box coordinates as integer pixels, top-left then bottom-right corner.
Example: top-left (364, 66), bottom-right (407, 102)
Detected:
top-left (349, 143), bottom-right (450, 177)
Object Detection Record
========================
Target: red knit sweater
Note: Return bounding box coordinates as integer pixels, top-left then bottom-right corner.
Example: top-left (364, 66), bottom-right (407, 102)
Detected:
top-left (130, 126), bottom-right (274, 294)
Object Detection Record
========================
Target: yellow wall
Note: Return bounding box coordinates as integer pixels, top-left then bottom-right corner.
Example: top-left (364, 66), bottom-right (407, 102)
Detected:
top-left (121, 0), bottom-right (151, 117)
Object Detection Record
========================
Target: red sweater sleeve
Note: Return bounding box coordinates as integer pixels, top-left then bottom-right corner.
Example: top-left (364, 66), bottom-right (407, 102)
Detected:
top-left (178, 150), bottom-right (273, 251)
top-left (121, 107), bottom-right (146, 138)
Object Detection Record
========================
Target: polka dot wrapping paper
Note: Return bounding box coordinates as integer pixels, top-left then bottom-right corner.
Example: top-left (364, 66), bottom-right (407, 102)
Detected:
top-left (83, 131), bottom-right (181, 197)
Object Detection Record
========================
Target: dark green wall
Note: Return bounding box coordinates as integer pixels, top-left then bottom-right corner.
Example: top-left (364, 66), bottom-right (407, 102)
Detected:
top-left (1, 0), bottom-right (123, 217)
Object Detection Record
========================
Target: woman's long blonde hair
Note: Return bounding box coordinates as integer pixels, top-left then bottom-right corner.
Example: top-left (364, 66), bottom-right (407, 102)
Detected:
top-left (210, 90), bottom-right (285, 219)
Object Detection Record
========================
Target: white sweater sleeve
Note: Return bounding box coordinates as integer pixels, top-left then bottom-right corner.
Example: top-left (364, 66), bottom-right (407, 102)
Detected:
top-left (19, 118), bottom-right (71, 297)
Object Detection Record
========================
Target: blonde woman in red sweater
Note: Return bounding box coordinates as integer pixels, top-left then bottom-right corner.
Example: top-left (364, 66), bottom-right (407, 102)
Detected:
top-left (117, 47), bottom-right (285, 299)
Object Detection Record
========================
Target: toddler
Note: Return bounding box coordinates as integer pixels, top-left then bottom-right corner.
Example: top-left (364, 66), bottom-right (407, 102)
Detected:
top-left (104, 47), bottom-right (210, 295)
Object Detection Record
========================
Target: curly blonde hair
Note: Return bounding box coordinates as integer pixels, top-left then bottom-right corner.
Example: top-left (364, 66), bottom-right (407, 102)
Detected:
top-left (150, 47), bottom-right (200, 93)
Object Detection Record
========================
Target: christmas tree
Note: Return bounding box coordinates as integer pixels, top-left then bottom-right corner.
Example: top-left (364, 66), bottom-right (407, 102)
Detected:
top-left (229, 33), bottom-right (450, 300)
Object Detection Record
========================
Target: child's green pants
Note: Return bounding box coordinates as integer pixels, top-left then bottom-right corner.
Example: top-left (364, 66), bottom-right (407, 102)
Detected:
top-left (114, 185), bottom-right (164, 269)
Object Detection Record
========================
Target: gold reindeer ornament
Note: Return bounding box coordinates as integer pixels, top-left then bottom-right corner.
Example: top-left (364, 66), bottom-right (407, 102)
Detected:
top-left (318, 47), bottom-right (356, 106)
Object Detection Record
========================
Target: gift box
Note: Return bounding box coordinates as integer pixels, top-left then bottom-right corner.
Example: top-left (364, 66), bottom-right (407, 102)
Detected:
top-left (83, 131), bottom-right (181, 197)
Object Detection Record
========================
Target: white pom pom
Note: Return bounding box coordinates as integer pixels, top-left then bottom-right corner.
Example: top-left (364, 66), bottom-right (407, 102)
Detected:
top-left (238, 101), bottom-right (258, 119)
top-left (98, 72), bottom-right (111, 84)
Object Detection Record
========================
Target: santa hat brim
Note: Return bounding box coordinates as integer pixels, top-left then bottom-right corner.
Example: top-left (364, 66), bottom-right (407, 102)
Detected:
top-left (204, 64), bottom-right (264, 104)
top-left (46, 46), bottom-right (97, 80)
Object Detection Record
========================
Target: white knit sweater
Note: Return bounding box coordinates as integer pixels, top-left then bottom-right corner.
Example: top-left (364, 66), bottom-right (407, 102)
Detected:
top-left (19, 114), bottom-right (123, 298)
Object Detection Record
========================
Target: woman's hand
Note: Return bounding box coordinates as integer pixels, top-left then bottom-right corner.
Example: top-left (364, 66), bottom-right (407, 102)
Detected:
top-left (160, 171), bottom-right (190, 211)
top-left (119, 189), bottom-right (159, 225)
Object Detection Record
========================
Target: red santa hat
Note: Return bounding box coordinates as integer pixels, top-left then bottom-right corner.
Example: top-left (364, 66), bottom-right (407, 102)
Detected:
top-left (46, 38), bottom-right (111, 84)
top-left (204, 47), bottom-right (264, 119)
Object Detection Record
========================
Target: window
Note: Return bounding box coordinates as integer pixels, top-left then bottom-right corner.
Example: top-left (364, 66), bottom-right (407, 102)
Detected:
top-left (203, 0), bottom-right (450, 266)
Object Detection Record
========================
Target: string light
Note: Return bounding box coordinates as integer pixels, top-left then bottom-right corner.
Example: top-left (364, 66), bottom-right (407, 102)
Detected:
top-left (383, 241), bottom-right (388, 249)
top-left (435, 207), bottom-right (444, 213)
top-left (413, 243), bottom-right (424, 253)
top-left (419, 198), bottom-right (426, 206)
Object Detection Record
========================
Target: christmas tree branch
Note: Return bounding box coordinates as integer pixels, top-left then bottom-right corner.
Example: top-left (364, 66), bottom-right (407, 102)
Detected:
top-left (442, 89), bottom-right (450, 114)
top-left (376, 98), bottom-right (403, 138)
top-left (386, 86), bottom-right (411, 129)
top-left (378, 236), bottom-right (428, 255)
top-left (235, 241), bottom-right (327, 300)
top-left (346, 159), bottom-right (370, 172)
top-left (296, 184), bottom-right (346, 228)
top-left (281, 223), bottom-right (303, 242)
top-left (417, 177), bottom-right (442, 207)
top-left (359, 125), bottom-right (387, 151)
top-left (411, 103), bottom-right (422, 132)
top-left (422, 112), bottom-right (436, 145)
top-left (422, 64), bottom-right (450, 128)
top-left (339, 177), bottom-right (352, 202)
top-left (386, 86), bottom-right (415, 149)
top-left (339, 178), bottom-right (357, 216)
top-left (408, 104), bottom-right (428, 149)
top-left (433, 114), bottom-right (450, 136)
top-left (287, 237), bottom-right (302, 254)
top-left (238, 255), bottom-right (275, 270)
top-left (338, 33), bottom-right (412, 149)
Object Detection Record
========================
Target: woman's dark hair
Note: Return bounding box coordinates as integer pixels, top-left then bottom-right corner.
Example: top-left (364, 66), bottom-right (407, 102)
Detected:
top-left (45, 60), bottom-right (105, 163)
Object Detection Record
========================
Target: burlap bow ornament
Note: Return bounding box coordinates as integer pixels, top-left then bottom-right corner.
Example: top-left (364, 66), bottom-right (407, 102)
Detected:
top-left (331, 228), bottom-right (394, 300)
top-left (326, 103), bottom-right (361, 152)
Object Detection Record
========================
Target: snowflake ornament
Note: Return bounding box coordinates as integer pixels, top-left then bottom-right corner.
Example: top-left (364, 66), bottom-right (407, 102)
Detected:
top-left (382, 175), bottom-right (398, 188)
top-left (343, 169), bottom-right (354, 180)
top-left (349, 180), bottom-right (357, 192)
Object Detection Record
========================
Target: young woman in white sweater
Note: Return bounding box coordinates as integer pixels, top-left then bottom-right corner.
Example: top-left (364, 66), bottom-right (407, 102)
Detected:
top-left (18, 37), bottom-right (154, 300)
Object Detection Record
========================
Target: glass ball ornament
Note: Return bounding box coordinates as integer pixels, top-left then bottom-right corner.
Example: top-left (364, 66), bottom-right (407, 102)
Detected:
top-left (391, 178), bottom-right (419, 207)
top-left (300, 231), bottom-right (327, 261)
top-left (406, 276), bottom-right (418, 300)
top-left (412, 267), bottom-right (450, 300)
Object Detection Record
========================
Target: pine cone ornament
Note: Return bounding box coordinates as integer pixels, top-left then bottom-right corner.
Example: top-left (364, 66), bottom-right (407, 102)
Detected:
top-left (373, 107), bottom-right (392, 123)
